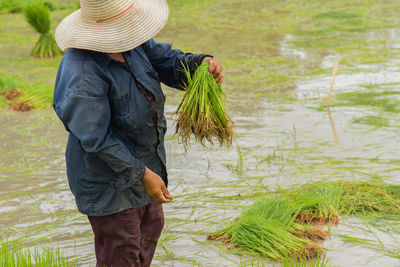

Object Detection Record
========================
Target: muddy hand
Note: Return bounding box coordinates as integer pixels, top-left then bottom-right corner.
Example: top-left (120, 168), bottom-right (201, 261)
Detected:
top-left (142, 167), bottom-right (172, 204)
top-left (203, 57), bottom-right (223, 86)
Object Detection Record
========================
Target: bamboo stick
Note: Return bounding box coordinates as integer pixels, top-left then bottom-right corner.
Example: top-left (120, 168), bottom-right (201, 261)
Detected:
top-left (326, 59), bottom-right (340, 109)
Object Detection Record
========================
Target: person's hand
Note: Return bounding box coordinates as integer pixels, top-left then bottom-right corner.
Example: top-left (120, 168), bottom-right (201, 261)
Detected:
top-left (203, 57), bottom-right (223, 86)
top-left (142, 167), bottom-right (172, 204)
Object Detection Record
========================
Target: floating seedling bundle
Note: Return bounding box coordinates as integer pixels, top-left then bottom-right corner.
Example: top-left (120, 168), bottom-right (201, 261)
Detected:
top-left (208, 181), bottom-right (400, 263)
top-left (208, 198), bottom-right (325, 260)
top-left (24, 3), bottom-right (63, 58)
top-left (294, 183), bottom-right (343, 225)
top-left (175, 62), bottom-right (233, 146)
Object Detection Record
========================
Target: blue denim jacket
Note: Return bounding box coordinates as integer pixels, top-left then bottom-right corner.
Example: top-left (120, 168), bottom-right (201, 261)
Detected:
top-left (53, 39), bottom-right (207, 216)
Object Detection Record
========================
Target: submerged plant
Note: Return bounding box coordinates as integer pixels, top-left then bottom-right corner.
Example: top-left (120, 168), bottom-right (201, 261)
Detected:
top-left (24, 3), bottom-right (63, 58)
top-left (175, 62), bottom-right (233, 146)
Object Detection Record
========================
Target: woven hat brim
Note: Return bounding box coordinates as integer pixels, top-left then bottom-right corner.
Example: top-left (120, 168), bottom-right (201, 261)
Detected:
top-left (55, 0), bottom-right (169, 53)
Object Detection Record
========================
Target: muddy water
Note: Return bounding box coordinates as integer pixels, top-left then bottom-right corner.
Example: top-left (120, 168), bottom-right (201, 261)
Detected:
top-left (2, 1), bottom-right (400, 266)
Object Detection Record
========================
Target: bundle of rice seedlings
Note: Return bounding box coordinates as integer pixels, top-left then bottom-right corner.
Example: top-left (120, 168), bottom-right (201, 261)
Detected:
top-left (208, 198), bottom-right (324, 261)
top-left (0, 0), bottom-right (23, 14)
top-left (294, 183), bottom-right (343, 225)
top-left (340, 181), bottom-right (400, 218)
top-left (285, 181), bottom-right (400, 223)
top-left (19, 84), bottom-right (53, 109)
top-left (291, 223), bottom-right (329, 242)
top-left (209, 181), bottom-right (400, 262)
top-left (24, 3), bottom-right (63, 58)
top-left (175, 62), bottom-right (233, 146)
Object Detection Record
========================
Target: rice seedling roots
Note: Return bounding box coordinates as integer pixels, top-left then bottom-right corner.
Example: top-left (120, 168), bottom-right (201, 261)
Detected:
top-left (208, 181), bottom-right (400, 263)
top-left (175, 62), bottom-right (233, 147)
top-left (1, 89), bottom-right (31, 111)
top-left (24, 3), bottom-right (63, 58)
top-left (294, 228), bottom-right (330, 242)
top-left (206, 233), bottom-right (231, 244)
top-left (291, 243), bottom-right (325, 260)
top-left (9, 99), bottom-right (32, 111)
top-left (207, 232), bottom-right (325, 260)
top-left (296, 212), bottom-right (339, 226)
top-left (1, 88), bottom-right (21, 100)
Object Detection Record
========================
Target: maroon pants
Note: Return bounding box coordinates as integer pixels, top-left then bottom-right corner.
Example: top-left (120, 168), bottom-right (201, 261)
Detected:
top-left (88, 201), bottom-right (164, 267)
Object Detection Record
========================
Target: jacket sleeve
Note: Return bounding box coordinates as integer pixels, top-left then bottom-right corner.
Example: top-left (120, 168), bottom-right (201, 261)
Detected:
top-left (54, 66), bottom-right (146, 188)
top-left (142, 38), bottom-right (211, 90)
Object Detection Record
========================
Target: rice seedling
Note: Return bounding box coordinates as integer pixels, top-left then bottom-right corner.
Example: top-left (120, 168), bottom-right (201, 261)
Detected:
top-left (339, 181), bottom-right (400, 219)
top-left (24, 3), bottom-right (63, 58)
top-left (209, 180), bottom-right (400, 262)
top-left (208, 198), bottom-right (325, 261)
top-left (0, 0), bottom-right (23, 14)
top-left (337, 234), bottom-right (400, 259)
top-left (279, 253), bottom-right (330, 267)
top-left (18, 84), bottom-right (53, 109)
top-left (286, 181), bottom-right (400, 223)
top-left (175, 62), bottom-right (233, 146)
top-left (0, 238), bottom-right (78, 267)
top-left (0, 74), bottom-right (52, 110)
top-left (293, 183), bottom-right (343, 225)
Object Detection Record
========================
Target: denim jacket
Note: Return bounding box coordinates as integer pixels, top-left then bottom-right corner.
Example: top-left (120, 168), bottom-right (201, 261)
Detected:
top-left (53, 38), bottom-right (208, 216)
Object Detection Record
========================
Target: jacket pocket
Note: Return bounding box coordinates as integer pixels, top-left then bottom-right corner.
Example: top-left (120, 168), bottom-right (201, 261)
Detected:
top-left (111, 112), bottom-right (139, 133)
top-left (109, 86), bottom-right (129, 117)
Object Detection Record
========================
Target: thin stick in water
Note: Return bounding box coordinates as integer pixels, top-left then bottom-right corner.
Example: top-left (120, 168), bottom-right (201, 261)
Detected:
top-left (326, 59), bottom-right (340, 109)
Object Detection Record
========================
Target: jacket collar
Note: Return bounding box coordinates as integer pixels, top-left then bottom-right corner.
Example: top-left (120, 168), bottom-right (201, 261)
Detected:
top-left (86, 49), bottom-right (113, 69)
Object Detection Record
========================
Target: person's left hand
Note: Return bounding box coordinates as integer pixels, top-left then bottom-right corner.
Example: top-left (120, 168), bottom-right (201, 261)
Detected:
top-left (203, 57), bottom-right (223, 86)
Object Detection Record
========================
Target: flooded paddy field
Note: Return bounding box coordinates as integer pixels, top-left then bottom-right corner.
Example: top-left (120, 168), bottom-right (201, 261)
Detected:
top-left (1, 0), bottom-right (400, 266)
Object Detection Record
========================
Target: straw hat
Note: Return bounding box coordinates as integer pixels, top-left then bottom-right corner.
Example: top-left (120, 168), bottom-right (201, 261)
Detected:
top-left (55, 0), bottom-right (169, 53)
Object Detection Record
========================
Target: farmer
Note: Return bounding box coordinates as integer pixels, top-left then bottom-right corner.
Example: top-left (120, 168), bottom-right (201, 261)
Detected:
top-left (52, 0), bottom-right (223, 266)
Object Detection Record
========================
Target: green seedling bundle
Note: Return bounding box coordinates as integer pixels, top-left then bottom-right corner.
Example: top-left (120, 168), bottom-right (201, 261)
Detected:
top-left (293, 183), bottom-right (343, 225)
top-left (24, 3), bottom-right (63, 58)
top-left (208, 181), bottom-right (400, 263)
top-left (176, 62), bottom-right (233, 146)
top-left (208, 198), bottom-right (325, 261)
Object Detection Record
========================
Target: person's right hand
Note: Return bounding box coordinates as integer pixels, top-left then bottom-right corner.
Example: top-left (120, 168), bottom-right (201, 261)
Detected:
top-left (142, 167), bottom-right (172, 204)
